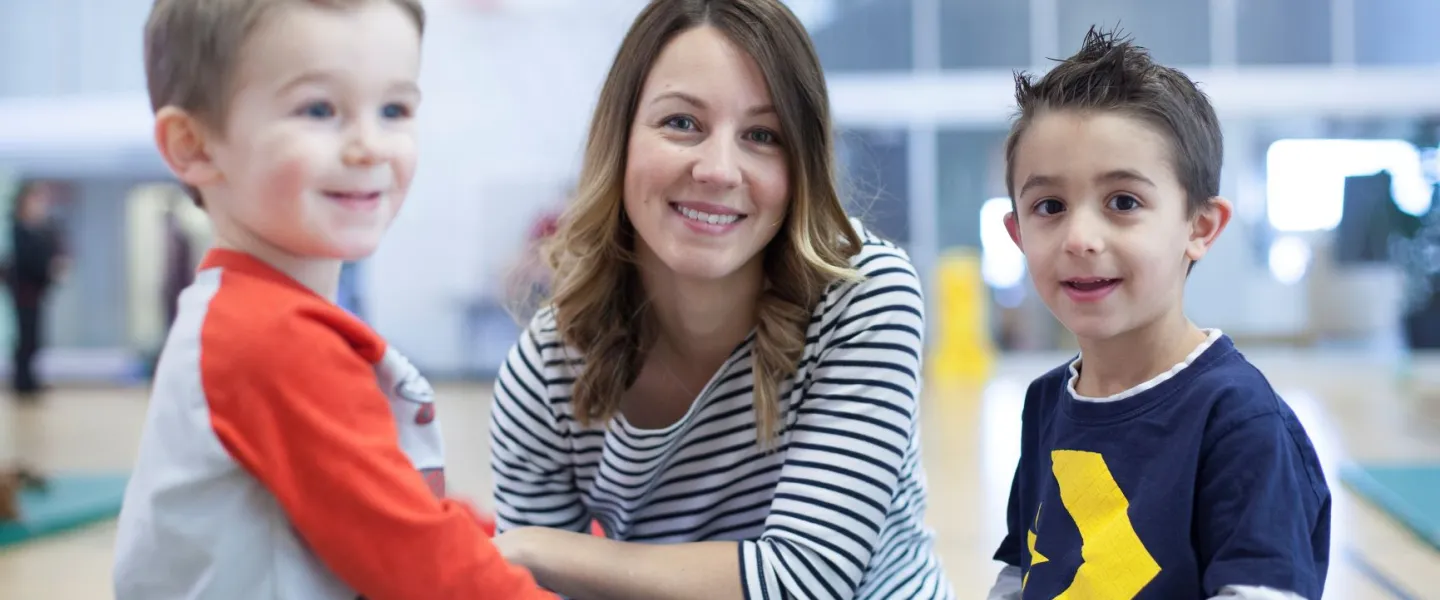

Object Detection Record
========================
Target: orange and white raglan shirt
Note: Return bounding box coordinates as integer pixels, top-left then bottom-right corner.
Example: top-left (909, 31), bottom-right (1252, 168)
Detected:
top-left (113, 249), bottom-right (551, 600)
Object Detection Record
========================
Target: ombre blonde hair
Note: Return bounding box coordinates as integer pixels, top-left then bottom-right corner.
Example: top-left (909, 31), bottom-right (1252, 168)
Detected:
top-left (540, 0), bottom-right (862, 445)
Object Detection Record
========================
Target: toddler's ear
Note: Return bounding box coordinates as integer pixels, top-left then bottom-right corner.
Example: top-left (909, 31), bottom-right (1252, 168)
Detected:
top-left (1004, 211), bottom-right (1023, 252)
top-left (1186, 196), bottom-right (1233, 262)
top-left (154, 107), bottom-right (223, 189)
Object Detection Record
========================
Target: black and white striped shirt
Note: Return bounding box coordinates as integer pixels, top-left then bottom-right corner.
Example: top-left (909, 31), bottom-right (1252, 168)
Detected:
top-left (489, 225), bottom-right (954, 599)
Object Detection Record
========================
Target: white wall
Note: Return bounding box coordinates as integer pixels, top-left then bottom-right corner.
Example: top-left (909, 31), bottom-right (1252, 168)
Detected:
top-left (0, 0), bottom-right (655, 373)
top-left (366, 3), bottom-right (648, 372)
top-left (0, 0), bottom-right (150, 97)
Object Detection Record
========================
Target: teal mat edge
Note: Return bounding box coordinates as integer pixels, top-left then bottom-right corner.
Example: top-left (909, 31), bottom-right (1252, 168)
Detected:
top-left (1339, 463), bottom-right (1440, 553)
top-left (0, 472), bottom-right (129, 549)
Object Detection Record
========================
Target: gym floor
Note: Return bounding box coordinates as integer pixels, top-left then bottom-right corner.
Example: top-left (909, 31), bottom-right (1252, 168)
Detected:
top-left (1, 350), bottom-right (1437, 599)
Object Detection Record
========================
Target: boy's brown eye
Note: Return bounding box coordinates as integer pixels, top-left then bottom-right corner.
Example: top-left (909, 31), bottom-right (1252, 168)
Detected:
top-left (1037, 199), bottom-right (1064, 215)
top-left (1109, 194), bottom-right (1140, 211)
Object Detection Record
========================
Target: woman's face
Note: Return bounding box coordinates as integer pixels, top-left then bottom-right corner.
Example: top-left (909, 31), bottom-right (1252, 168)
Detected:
top-left (623, 25), bottom-right (790, 285)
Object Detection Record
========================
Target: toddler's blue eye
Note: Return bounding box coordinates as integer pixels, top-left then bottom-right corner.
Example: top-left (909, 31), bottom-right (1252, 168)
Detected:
top-left (300, 101), bottom-right (335, 119)
top-left (382, 103), bottom-right (410, 119)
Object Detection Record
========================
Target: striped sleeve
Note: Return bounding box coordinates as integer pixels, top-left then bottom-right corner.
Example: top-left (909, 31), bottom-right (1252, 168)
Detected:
top-left (740, 247), bottom-right (926, 599)
top-left (489, 323), bottom-right (592, 534)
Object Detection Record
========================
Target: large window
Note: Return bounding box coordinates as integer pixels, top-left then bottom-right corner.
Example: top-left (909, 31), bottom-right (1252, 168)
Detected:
top-left (809, 0), bottom-right (913, 73)
top-left (1056, 0), bottom-right (1211, 66)
top-left (1265, 138), bottom-right (1431, 232)
top-left (1237, 0), bottom-right (1332, 65)
top-left (939, 0), bottom-right (1030, 69)
top-left (1355, 0), bottom-right (1440, 65)
top-left (836, 128), bottom-right (911, 245)
top-left (936, 130), bottom-right (1007, 250)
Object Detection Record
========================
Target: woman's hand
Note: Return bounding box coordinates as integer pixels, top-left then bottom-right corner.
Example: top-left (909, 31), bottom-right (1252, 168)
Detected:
top-left (489, 527), bottom-right (742, 600)
top-left (492, 526), bottom-right (552, 568)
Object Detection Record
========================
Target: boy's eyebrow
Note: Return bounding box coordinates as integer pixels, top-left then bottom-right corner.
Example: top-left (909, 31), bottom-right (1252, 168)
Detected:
top-left (278, 71), bottom-right (334, 93)
top-left (1017, 169), bottom-right (1156, 197)
top-left (277, 71), bottom-right (422, 97)
top-left (390, 81), bottom-right (421, 97)
top-left (1018, 174), bottom-right (1060, 198)
top-left (648, 90), bottom-right (775, 116)
top-left (1096, 169), bottom-right (1156, 188)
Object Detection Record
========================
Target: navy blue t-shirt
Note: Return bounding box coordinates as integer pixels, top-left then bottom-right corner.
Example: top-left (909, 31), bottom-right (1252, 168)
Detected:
top-left (993, 334), bottom-right (1331, 599)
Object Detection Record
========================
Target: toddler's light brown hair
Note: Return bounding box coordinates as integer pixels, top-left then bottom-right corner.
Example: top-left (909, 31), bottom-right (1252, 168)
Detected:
top-left (142, 0), bottom-right (425, 204)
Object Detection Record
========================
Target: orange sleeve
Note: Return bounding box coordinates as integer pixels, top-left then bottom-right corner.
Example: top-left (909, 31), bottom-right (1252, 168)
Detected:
top-left (202, 310), bottom-right (555, 600)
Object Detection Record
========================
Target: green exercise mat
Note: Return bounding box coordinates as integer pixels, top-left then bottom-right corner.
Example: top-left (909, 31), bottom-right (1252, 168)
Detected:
top-left (1341, 463), bottom-right (1440, 552)
top-left (0, 472), bottom-right (129, 548)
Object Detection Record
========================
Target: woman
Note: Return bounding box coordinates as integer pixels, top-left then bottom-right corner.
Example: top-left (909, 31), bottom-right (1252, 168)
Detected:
top-left (488, 1), bottom-right (954, 598)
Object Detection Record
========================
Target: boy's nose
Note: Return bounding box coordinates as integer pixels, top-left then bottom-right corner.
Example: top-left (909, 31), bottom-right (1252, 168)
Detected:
top-left (1062, 218), bottom-right (1105, 256)
top-left (342, 125), bottom-right (386, 167)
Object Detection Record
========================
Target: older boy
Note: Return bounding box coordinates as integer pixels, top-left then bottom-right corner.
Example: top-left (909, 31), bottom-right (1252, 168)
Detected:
top-left (113, 1), bottom-right (553, 598)
top-left (987, 27), bottom-right (1331, 600)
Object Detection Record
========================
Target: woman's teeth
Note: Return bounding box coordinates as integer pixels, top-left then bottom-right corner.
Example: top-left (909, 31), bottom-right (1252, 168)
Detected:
top-left (677, 205), bottom-right (740, 225)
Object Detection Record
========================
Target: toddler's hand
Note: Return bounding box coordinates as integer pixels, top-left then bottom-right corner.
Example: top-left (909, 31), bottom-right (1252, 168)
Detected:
top-left (446, 495), bottom-right (496, 537)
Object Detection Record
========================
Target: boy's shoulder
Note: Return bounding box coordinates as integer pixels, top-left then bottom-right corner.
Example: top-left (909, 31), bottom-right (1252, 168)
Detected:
top-left (1180, 339), bottom-right (1330, 500)
top-left (1018, 335), bottom-right (1293, 431)
top-left (1020, 359), bottom-right (1075, 408)
top-left (1184, 343), bottom-right (1294, 437)
top-left (167, 250), bottom-right (386, 380)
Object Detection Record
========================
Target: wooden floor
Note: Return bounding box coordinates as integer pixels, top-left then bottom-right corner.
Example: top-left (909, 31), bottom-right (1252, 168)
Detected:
top-left (1, 350), bottom-right (1437, 599)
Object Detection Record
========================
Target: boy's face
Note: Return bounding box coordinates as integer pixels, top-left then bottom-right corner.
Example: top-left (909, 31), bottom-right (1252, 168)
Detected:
top-left (196, 1), bottom-right (421, 262)
top-left (1004, 110), bottom-right (1229, 342)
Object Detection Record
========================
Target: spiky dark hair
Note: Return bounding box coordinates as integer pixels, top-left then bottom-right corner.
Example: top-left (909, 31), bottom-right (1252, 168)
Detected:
top-left (1003, 25), bottom-right (1223, 216)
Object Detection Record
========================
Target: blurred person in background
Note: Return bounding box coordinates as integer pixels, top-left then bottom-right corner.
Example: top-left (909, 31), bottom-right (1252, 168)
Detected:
top-left (6, 181), bottom-right (67, 403)
top-left (161, 195), bottom-right (195, 331)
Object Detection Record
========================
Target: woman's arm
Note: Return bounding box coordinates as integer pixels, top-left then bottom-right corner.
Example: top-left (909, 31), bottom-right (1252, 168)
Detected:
top-left (502, 248), bottom-right (928, 600)
top-left (489, 324), bottom-right (593, 534)
top-left (495, 527), bottom-right (742, 600)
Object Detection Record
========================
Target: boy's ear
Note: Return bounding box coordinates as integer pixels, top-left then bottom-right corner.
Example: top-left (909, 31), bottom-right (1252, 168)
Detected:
top-left (1186, 196), bottom-right (1233, 262)
top-left (154, 107), bottom-right (223, 189)
top-left (1004, 211), bottom-right (1023, 251)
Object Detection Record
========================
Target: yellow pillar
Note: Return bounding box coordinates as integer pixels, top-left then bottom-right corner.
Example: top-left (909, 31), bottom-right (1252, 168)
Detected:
top-left (929, 247), bottom-right (994, 386)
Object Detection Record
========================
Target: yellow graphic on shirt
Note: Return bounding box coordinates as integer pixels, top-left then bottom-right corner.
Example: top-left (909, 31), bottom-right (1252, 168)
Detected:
top-left (1027, 450), bottom-right (1161, 599)
top-left (1023, 504), bottom-right (1047, 591)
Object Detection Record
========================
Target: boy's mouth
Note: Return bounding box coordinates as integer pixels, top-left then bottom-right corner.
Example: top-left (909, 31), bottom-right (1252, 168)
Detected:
top-left (1062, 277), bottom-right (1122, 292)
top-left (323, 190), bottom-right (382, 201)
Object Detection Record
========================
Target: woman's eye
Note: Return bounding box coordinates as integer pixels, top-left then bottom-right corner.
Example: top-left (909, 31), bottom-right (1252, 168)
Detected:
top-left (663, 115), bottom-right (698, 131)
top-left (747, 129), bottom-right (780, 145)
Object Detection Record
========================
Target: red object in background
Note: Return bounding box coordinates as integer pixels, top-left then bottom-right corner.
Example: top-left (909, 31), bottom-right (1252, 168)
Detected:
top-left (529, 211), bottom-right (561, 242)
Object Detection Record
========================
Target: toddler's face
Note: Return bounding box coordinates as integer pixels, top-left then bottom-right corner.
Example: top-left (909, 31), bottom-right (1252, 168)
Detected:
top-left (204, 0), bottom-right (422, 262)
top-left (1004, 110), bottom-right (1219, 343)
